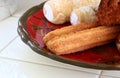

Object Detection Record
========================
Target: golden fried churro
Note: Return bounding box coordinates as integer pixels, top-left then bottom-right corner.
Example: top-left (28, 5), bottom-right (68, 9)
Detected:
top-left (43, 22), bottom-right (97, 43)
top-left (44, 25), bottom-right (120, 55)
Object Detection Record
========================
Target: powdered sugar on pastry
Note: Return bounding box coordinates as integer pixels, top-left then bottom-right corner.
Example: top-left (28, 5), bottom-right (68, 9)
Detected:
top-left (73, 0), bottom-right (101, 9)
top-left (43, 0), bottom-right (101, 24)
top-left (70, 6), bottom-right (97, 25)
top-left (43, 0), bottom-right (73, 24)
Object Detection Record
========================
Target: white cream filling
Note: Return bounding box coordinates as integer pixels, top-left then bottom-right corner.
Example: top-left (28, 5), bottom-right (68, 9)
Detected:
top-left (43, 4), bottom-right (54, 22)
top-left (70, 12), bottom-right (79, 25)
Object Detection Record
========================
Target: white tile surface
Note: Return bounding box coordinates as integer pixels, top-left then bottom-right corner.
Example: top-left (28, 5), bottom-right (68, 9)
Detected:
top-left (0, 58), bottom-right (27, 78)
top-left (0, 57), bottom-right (99, 78)
top-left (101, 71), bottom-right (120, 78)
top-left (0, 17), bottom-right (19, 51)
top-left (100, 76), bottom-right (119, 78)
top-left (0, 37), bottom-right (101, 74)
top-left (13, 0), bottom-right (46, 17)
top-left (0, 6), bottom-right (10, 21)
top-left (0, 0), bottom-right (18, 20)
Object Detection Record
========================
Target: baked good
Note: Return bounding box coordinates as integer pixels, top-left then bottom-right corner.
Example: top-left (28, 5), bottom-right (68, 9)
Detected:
top-left (43, 22), bottom-right (97, 43)
top-left (70, 6), bottom-right (97, 25)
top-left (44, 25), bottom-right (120, 55)
top-left (43, 0), bottom-right (101, 24)
top-left (96, 0), bottom-right (120, 25)
top-left (43, 0), bottom-right (73, 24)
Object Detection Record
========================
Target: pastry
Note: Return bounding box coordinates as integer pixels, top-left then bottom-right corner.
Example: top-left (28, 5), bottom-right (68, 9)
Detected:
top-left (43, 0), bottom-right (73, 24)
top-left (44, 25), bottom-right (120, 55)
top-left (43, 22), bottom-right (97, 43)
top-left (43, 0), bottom-right (101, 24)
top-left (96, 0), bottom-right (120, 26)
top-left (70, 6), bottom-right (97, 25)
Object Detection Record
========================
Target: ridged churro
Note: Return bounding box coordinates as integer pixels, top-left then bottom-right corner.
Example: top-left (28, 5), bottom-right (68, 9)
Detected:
top-left (44, 25), bottom-right (120, 55)
top-left (43, 22), bottom-right (97, 43)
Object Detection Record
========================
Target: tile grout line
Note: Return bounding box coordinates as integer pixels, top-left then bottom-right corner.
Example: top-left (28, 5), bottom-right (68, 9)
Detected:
top-left (98, 70), bottom-right (120, 78)
top-left (0, 55), bottom-right (101, 75)
top-left (98, 70), bottom-right (103, 78)
top-left (0, 35), bottom-right (19, 53)
top-left (11, 15), bottom-right (21, 18)
top-left (0, 15), bottom-right (13, 22)
top-left (101, 74), bottom-right (120, 78)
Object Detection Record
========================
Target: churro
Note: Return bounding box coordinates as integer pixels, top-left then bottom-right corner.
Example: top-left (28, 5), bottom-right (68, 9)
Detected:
top-left (43, 22), bottom-right (97, 43)
top-left (44, 25), bottom-right (120, 55)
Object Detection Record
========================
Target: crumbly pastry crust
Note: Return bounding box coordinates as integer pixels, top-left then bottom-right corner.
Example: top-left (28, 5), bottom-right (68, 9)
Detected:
top-left (96, 0), bottom-right (120, 26)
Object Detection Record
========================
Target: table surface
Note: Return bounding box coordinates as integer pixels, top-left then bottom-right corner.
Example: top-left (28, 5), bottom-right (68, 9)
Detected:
top-left (0, 0), bottom-right (120, 78)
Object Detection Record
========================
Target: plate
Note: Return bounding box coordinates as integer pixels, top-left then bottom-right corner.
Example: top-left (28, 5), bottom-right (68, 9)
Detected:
top-left (17, 2), bottom-right (120, 70)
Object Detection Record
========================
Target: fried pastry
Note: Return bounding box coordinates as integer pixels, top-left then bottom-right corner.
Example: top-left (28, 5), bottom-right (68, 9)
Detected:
top-left (43, 22), bottom-right (97, 43)
top-left (44, 25), bottom-right (120, 55)
top-left (96, 0), bottom-right (120, 25)
top-left (70, 6), bottom-right (97, 25)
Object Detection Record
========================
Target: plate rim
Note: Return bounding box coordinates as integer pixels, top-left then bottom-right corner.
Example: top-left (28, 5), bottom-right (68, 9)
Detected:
top-left (17, 2), bottom-right (120, 70)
